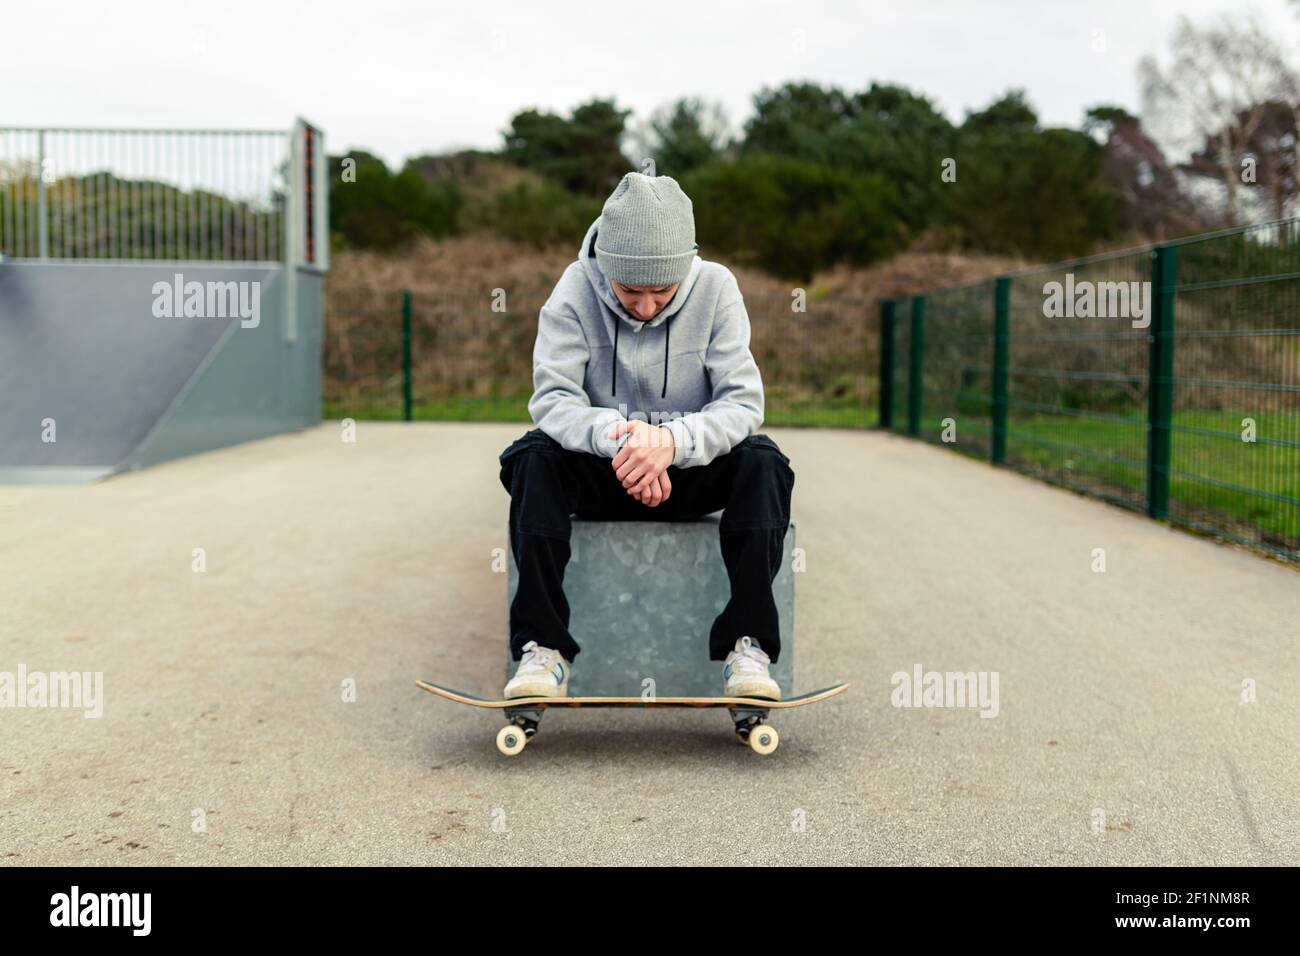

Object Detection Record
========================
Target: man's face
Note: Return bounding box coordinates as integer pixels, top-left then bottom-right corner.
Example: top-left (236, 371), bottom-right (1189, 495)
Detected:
top-left (611, 281), bottom-right (679, 322)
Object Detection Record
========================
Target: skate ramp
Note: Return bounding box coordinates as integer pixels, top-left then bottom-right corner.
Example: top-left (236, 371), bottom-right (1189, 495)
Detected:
top-left (0, 261), bottom-right (321, 483)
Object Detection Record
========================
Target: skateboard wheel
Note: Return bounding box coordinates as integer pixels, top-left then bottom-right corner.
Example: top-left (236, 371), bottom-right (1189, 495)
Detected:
top-left (496, 725), bottom-right (528, 756)
top-left (749, 724), bottom-right (779, 755)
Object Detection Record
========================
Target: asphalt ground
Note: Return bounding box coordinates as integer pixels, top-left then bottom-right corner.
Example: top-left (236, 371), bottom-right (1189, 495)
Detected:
top-left (3, 423), bottom-right (1296, 864)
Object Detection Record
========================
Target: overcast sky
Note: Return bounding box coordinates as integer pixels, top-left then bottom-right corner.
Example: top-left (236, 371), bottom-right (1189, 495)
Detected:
top-left (7, 0), bottom-right (1300, 167)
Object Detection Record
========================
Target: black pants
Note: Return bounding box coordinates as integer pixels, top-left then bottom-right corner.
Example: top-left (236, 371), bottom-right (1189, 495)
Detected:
top-left (498, 428), bottom-right (795, 665)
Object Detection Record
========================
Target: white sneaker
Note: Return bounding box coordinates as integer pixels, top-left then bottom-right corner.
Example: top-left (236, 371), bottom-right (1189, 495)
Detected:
top-left (722, 636), bottom-right (781, 699)
top-left (504, 641), bottom-right (570, 698)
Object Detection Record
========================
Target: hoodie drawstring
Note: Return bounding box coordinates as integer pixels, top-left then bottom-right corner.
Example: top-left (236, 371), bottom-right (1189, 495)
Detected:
top-left (611, 318), bottom-right (619, 395)
top-left (661, 317), bottom-right (670, 398)
top-left (610, 311), bottom-right (671, 399)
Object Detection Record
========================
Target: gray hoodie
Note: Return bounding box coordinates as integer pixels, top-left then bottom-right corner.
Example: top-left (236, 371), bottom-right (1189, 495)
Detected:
top-left (528, 217), bottom-right (765, 467)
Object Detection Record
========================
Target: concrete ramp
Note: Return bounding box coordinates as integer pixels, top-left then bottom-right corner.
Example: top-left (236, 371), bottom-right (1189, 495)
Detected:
top-left (0, 261), bottom-right (321, 482)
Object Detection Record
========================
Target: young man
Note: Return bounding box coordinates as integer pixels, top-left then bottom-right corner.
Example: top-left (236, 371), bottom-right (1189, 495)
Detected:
top-left (497, 172), bottom-right (794, 700)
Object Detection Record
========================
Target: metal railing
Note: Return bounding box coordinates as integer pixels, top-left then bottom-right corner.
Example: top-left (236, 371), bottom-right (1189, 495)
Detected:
top-left (880, 218), bottom-right (1300, 565)
top-left (0, 126), bottom-right (296, 262)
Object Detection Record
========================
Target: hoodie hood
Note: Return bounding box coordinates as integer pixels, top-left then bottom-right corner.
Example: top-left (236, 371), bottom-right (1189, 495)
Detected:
top-left (579, 217), bottom-right (702, 331)
top-left (579, 216), bottom-right (704, 400)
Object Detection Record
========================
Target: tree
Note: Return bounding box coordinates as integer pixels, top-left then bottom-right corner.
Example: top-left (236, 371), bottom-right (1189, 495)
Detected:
top-left (1190, 100), bottom-right (1298, 222)
top-left (942, 93), bottom-right (1119, 258)
top-left (1139, 13), bottom-right (1300, 225)
top-left (328, 150), bottom-right (387, 182)
top-left (625, 97), bottom-right (733, 178)
top-left (493, 180), bottom-right (602, 248)
top-left (328, 152), bottom-right (460, 251)
top-left (682, 154), bottom-right (903, 281)
top-left (1083, 105), bottom-right (1212, 239)
top-left (741, 80), bottom-right (955, 237)
top-left (502, 98), bottom-right (632, 196)
top-left (842, 83), bottom-right (956, 234)
top-left (742, 82), bottom-right (858, 158)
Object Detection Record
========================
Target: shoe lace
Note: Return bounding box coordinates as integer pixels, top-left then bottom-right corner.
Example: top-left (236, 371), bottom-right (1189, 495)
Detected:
top-left (730, 637), bottom-right (770, 675)
top-left (517, 640), bottom-right (556, 675)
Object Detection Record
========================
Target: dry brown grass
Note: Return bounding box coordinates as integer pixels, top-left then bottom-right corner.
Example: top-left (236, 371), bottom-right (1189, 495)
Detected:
top-left (326, 232), bottom-right (1025, 303)
top-left (324, 234), bottom-right (1030, 410)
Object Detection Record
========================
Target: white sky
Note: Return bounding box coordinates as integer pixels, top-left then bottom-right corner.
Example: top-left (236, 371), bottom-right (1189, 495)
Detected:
top-left (7, 0), bottom-right (1300, 168)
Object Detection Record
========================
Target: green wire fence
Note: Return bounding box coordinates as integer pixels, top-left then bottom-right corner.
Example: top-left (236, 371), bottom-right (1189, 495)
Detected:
top-left (324, 287), bottom-right (878, 429)
top-left (324, 218), bottom-right (1298, 565)
top-left (880, 218), bottom-right (1300, 566)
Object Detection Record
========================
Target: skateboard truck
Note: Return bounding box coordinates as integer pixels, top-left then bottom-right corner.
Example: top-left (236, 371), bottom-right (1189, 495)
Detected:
top-left (729, 706), bottom-right (779, 754)
top-left (502, 707), bottom-right (544, 751)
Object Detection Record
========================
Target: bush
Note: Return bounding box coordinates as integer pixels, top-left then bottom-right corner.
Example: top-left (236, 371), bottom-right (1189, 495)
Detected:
top-left (492, 180), bottom-right (603, 248)
top-left (682, 155), bottom-right (904, 281)
top-left (941, 110), bottom-right (1119, 259)
top-left (330, 161), bottom-right (461, 252)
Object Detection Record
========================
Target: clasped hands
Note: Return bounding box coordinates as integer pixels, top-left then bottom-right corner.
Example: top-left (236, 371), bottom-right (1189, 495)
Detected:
top-left (608, 420), bottom-right (675, 508)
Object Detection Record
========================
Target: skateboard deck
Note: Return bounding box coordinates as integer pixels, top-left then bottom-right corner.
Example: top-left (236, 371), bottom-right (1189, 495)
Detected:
top-left (416, 680), bottom-right (849, 755)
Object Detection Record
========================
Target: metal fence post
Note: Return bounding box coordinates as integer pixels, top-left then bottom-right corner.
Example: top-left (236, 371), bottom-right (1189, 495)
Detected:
top-left (402, 290), bottom-right (413, 422)
top-left (284, 121), bottom-right (306, 344)
top-left (36, 130), bottom-right (49, 259)
top-left (992, 277), bottom-right (1011, 463)
top-left (908, 295), bottom-right (924, 435)
top-left (879, 299), bottom-right (895, 429)
top-left (1147, 245), bottom-right (1177, 518)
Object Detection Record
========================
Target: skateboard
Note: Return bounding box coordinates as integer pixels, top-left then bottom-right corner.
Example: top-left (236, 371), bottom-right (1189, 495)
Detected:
top-left (415, 680), bottom-right (850, 756)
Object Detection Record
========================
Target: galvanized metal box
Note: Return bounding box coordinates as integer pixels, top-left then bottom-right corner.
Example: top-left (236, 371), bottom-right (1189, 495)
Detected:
top-left (507, 513), bottom-right (795, 696)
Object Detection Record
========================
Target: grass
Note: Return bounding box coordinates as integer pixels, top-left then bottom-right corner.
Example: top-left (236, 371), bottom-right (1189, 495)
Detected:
top-left (909, 409), bottom-right (1299, 554)
top-left (325, 394), bottom-right (876, 429)
top-left (325, 395), bottom-right (533, 423)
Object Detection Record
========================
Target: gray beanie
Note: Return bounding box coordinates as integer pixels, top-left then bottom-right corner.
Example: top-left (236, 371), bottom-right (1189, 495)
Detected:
top-left (594, 172), bottom-right (697, 287)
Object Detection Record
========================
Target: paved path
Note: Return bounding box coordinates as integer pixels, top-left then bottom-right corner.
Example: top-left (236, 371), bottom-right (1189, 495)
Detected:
top-left (2, 423), bottom-right (1296, 864)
